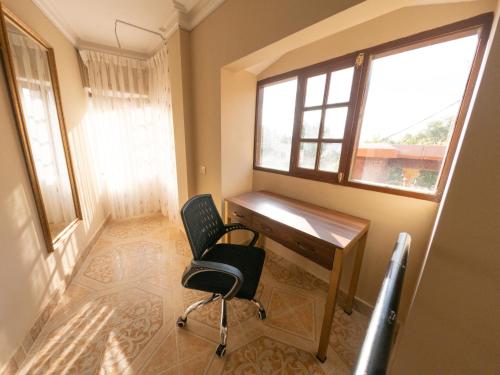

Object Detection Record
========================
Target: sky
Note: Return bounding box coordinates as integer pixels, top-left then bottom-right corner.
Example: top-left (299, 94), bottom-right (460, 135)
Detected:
top-left (359, 33), bottom-right (479, 142)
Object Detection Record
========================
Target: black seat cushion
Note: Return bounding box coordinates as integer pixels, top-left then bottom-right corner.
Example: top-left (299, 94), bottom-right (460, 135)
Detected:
top-left (187, 244), bottom-right (265, 300)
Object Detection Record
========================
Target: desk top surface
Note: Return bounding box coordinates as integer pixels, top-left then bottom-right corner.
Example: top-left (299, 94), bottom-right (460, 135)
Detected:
top-left (226, 191), bottom-right (369, 250)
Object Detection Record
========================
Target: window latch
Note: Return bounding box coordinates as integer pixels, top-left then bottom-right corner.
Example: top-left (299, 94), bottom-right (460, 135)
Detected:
top-left (338, 172), bottom-right (344, 183)
top-left (355, 53), bottom-right (365, 68)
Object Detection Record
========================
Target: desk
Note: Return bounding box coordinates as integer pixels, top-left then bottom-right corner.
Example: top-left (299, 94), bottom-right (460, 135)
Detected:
top-left (224, 191), bottom-right (369, 362)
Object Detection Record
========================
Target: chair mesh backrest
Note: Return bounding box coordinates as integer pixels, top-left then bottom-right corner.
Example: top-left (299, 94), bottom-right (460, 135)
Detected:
top-left (180, 194), bottom-right (226, 260)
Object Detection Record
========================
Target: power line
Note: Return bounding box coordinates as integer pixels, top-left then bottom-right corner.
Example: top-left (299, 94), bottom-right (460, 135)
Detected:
top-left (378, 100), bottom-right (460, 142)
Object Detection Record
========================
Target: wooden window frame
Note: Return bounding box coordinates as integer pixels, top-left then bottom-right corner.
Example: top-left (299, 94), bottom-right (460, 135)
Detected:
top-left (253, 13), bottom-right (493, 201)
top-left (290, 54), bottom-right (360, 183)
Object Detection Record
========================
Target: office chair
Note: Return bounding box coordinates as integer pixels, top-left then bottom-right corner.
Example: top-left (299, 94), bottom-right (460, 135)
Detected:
top-left (176, 194), bottom-right (266, 357)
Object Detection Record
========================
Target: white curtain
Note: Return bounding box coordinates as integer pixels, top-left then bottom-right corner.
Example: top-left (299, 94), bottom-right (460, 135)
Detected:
top-left (9, 32), bottom-right (76, 226)
top-left (80, 45), bottom-right (179, 220)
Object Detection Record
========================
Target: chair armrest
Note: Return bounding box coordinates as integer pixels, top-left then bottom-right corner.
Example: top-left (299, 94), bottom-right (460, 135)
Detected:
top-left (224, 223), bottom-right (259, 246)
top-left (182, 260), bottom-right (244, 300)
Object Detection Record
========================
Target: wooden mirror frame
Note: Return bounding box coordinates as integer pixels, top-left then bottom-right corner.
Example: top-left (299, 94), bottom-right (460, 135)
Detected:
top-left (0, 4), bottom-right (82, 252)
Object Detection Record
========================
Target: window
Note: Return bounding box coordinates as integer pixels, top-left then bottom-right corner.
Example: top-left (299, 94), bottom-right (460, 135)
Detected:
top-left (254, 14), bottom-right (492, 200)
top-left (255, 77), bottom-right (297, 171)
top-left (297, 66), bottom-right (354, 177)
top-left (350, 33), bottom-right (479, 194)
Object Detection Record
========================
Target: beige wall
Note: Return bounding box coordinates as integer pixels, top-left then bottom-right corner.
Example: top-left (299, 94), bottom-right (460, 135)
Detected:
top-left (391, 4), bottom-right (500, 374)
top-left (250, 2), bottom-right (494, 312)
top-left (168, 28), bottom-right (195, 205)
top-left (259, 2), bottom-right (496, 80)
top-left (0, 0), bottom-right (106, 370)
top-left (220, 69), bottom-right (256, 199)
top-left (189, 0), bottom-right (364, 207)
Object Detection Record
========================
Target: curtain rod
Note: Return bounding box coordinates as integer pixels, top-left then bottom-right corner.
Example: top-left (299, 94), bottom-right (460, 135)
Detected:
top-left (114, 19), bottom-right (166, 51)
top-left (79, 46), bottom-right (148, 62)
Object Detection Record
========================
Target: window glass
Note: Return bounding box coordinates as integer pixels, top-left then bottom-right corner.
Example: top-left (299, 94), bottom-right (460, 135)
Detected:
top-left (350, 34), bottom-right (479, 193)
top-left (327, 67), bottom-right (354, 104)
top-left (301, 110), bottom-right (322, 138)
top-left (323, 107), bottom-right (348, 139)
top-left (257, 77), bottom-right (298, 171)
top-left (319, 143), bottom-right (342, 172)
top-left (304, 74), bottom-right (326, 107)
top-left (299, 142), bottom-right (317, 169)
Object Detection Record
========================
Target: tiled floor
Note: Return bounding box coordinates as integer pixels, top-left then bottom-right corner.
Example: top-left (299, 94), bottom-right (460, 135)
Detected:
top-left (17, 215), bottom-right (368, 374)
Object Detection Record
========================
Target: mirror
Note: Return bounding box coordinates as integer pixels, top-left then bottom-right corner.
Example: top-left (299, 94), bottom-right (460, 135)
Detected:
top-left (0, 5), bottom-right (81, 252)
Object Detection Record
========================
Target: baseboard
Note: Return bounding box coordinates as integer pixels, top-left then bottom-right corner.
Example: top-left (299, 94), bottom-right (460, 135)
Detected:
top-left (1, 214), bottom-right (110, 375)
top-left (66, 214), bottom-right (111, 286)
top-left (263, 238), bottom-right (373, 317)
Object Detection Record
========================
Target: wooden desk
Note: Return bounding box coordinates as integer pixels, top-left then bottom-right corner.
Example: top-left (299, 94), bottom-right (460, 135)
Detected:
top-left (224, 191), bottom-right (369, 362)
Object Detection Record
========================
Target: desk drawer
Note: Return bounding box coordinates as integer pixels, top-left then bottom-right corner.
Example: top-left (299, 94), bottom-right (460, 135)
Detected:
top-left (227, 202), bottom-right (253, 226)
top-left (253, 214), bottom-right (334, 269)
top-left (288, 231), bottom-right (334, 269)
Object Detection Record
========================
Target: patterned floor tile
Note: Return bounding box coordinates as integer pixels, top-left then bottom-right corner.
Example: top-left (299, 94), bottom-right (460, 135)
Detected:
top-left (264, 252), bottom-right (329, 292)
top-left (83, 241), bottom-right (163, 284)
top-left (221, 336), bottom-right (325, 374)
top-left (47, 283), bottom-right (94, 326)
top-left (329, 306), bottom-right (368, 368)
top-left (266, 288), bottom-right (316, 341)
top-left (104, 215), bottom-right (165, 239)
top-left (17, 214), bottom-right (368, 375)
top-left (139, 329), bottom-right (214, 375)
top-left (20, 288), bottom-right (163, 375)
top-left (139, 330), bottom-right (177, 375)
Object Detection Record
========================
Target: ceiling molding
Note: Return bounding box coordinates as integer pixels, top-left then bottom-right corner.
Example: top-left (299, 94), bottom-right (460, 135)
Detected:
top-left (32, 0), bottom-right (78, 45)
top-left (161, 0), bottom-right (225, 32)
top-left (185, 0), bottom-right (225, 30)
top-left (160, 6), bottom-right (186, 41)
top-left (172, 0), bottom-right (189, 14)
top-left (32, 0), bottom-right (225, 50)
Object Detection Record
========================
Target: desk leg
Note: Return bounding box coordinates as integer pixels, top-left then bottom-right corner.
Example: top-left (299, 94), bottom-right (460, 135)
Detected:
top-left (344, 232), bottom-right (367, 315)
top-left (224, 201), bottom-right (231, 244)
top-left (317, 248), bottom-right (343, 363)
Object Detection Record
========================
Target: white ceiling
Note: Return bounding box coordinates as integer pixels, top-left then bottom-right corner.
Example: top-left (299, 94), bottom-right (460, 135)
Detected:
top-left (33, 0), bottom-right (225, 54)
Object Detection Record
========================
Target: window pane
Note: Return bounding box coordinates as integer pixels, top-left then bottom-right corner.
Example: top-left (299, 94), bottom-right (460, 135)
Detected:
top-left (327, 67), bottom-right (354, 104)
top-left (301, 110), bottom-right (322, 138)
top-left (319, 143), bottom-right (342, 172)
top-left (258, 78), bottom-right (298, 171)
top-left (304, 74), bottom-right (326, 107)
top-left (299, 142), bottom-right (317, 169)
top-left (350, 34), bottom-right (479, 193)
top-left (323, 107), bottom-right (348, 139)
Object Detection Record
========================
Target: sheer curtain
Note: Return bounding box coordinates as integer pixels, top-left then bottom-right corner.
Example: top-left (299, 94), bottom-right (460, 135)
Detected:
top-left (80, 44), bottom-right (178, 220)
top-left (9, 32), bottom-right (76, 226)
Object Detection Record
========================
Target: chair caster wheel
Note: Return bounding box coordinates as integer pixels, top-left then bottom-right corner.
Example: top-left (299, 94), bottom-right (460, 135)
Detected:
top-left (258, 309), bottom-right (266, 320)
top-left (216, 344), bottom-right (226, 357)
top-left (176, 317), bottom-right (187, 328)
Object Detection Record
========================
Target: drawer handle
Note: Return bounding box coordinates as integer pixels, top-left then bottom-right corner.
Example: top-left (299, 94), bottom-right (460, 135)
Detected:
top-left (233, 211), bottom-right (244, 218)
top-left (296, 241), bottom-right (315, 253)
top-left (295, 241), bottom-right (309, 251)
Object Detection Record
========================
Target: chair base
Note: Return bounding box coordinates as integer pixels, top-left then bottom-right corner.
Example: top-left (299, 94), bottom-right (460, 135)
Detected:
top-left (216, 344), bottom-right (226, 357)
top-left (177, 293), bottom-right (266, 357)
top-left (250, 298), bottom-right (267, 320)
top-left (176, 316), bottom-right (186, 328)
